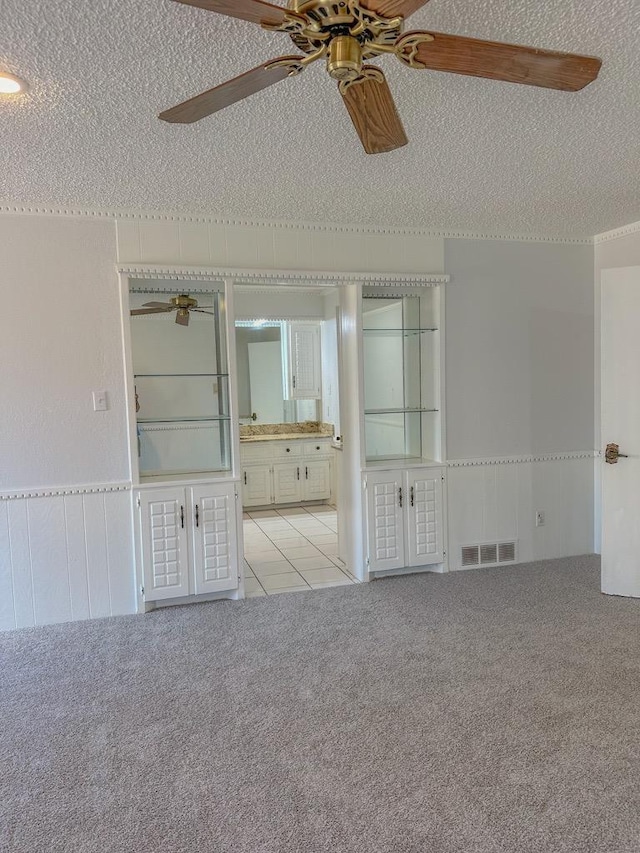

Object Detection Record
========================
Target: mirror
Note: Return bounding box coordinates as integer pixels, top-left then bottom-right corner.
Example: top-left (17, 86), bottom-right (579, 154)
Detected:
top-left (235, 321), bottom-right (319, 425)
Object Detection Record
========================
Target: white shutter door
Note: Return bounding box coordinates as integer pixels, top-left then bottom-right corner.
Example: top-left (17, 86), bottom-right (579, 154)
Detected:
top-left (273, 463), bottom-right (303, 504)
top-left (303, 460), bottom-right (331, 501)
top-left (289, 323), bottom-right (321, 399)
top-left (190, 483), bottom-right (239, 594)
top-left (406, 469), bottom-right (444, 567)
top-left (365, 471), bottom-right (406, 572)
top-left (242, 465), bottom-right (272, 507)
top-left (139, 488), bottom-right (190, 601)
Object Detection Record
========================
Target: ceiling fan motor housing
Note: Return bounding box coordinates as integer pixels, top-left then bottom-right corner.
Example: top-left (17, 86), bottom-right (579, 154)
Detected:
top-left (328, 35), bottom-right (362, 80)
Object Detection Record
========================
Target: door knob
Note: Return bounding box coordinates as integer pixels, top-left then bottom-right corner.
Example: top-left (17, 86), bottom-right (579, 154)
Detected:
top-left (605, 443), bottom-right (629, 464)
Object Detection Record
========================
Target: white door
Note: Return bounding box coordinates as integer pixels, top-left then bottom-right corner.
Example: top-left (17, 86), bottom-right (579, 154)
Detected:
top-left (248, 341), bottom-right (284, 424)
top-left (242, 464), bottom-right (272, 507)
top-left (601, 266), bottom-right (640, 597)
top-left (139, 488), bottom-right (190, 601)
top-left (190, 483), bottom-right (239, 595)
top-left (365, 470), bottom-right (406, 572)
top-left (286, 323), bottom-right (321, 399)
top-left (273, 462), bottom-right (303, 504)
top-left (406, 469), bottom-right (444, 567)
top-left (303, 459), bottom-right (331, 501)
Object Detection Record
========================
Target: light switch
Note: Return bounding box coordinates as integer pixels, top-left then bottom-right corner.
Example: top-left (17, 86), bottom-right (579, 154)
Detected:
top-left (92, 391), bottom-right (109, 412)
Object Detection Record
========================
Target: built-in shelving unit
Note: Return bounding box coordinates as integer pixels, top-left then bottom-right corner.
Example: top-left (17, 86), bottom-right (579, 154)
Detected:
top-left (362, 292), bottom-right (442, 465)
top-left (130, 288), bottom-right (232, 479)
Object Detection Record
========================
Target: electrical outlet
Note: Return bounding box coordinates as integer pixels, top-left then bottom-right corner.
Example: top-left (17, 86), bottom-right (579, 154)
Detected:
top-left (535, 510), bottom-right (545, 528)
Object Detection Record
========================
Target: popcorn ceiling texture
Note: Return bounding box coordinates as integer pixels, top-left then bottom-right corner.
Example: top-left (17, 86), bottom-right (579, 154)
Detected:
top-left (1, 0), bottom-right (638, 237)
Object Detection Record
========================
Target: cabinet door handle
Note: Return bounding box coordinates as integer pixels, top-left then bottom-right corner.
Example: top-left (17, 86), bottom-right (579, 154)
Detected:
top-left (305, 466), bottom-right (309, 479)
top-left (398, 487), bottom-right (403, 508)
top-left (410, 486), bottom-right (414, 507)
top-left (244, 471), bottom-right (247, 485)
top-left (195, 504), bottom-right (199, 528)
top-left (180, 505), bottom-right (185, 529)
top-left (297, 467), bottom-right (300, 480)
top-left (292, 375), bottom-right (296, 389)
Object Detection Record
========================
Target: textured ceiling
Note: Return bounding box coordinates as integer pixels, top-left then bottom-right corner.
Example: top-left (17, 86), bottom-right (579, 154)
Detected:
top-left (1, 0), bottom-right (638, 237)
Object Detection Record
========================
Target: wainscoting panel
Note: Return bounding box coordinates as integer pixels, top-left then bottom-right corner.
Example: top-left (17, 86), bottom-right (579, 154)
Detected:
top-left (447, 455), bottom-right (595, 571)
top-left (0, 487), bottom-right (136, 631)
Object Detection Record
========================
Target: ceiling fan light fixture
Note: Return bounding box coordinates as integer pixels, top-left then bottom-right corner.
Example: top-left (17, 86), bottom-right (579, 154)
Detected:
top-left (0, 72), bottom-right (28, 95)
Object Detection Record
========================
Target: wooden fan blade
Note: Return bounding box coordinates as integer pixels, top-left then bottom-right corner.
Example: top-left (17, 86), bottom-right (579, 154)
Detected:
top-left (340, 68), bottom-right (408, 155)
top-left (142, 301), bottom-right (173, 309)
top-left (170, 0), bottom-right (290, 28)
top-left (191, 309), bottom-right (215, 315)
top-left (131, 307), bottom-right (173, 316)
top-left (176, 310), bottom-right (190, 327)
top-left (360, 0), bottom-right (430, 20)
top-left (398, 31), bottom-right (602, 91)
top-left (159, 57), bottom-right (303, 123)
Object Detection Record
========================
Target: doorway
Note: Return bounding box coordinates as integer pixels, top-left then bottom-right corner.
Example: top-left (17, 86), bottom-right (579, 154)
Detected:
top-left (234, 283), bottom-right (353, 596)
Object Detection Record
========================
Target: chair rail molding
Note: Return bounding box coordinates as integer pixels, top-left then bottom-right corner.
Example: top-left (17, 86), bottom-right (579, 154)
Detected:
top-left (447, 451), bottom-right (598, 468)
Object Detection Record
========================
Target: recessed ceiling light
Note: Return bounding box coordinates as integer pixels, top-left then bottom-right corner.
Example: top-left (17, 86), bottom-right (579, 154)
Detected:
top-left (0, 73), bottom-right (28, 95)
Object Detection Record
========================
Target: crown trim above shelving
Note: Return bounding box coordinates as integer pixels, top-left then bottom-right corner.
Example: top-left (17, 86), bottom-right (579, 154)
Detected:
top-left (594, 219), bottom-right (640, 244)
top-left (119, 264), bottom-right (449, 287)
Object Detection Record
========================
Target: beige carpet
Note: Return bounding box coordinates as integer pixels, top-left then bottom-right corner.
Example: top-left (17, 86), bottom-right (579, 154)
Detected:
top-left (2, 555), bottom-right (640, 853)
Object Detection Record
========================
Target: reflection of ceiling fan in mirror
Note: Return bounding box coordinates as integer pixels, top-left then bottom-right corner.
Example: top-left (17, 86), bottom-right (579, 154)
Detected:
top-left (159, 0), bottom-right (602, 155)
top-left (130, 294), bottom-right (214, 327)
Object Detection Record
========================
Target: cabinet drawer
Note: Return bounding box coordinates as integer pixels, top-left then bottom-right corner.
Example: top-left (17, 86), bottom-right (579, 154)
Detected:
top-left (302, 440), bottom-right (332, 457)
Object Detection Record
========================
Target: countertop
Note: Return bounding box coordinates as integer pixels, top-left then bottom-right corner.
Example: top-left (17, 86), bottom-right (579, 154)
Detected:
top-left (239, 432), bottom-right (333, 443)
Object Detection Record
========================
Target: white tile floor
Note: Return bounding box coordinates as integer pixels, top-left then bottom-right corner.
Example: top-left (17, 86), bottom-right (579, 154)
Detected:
top-left (242, 505), bottom-right (356, 597)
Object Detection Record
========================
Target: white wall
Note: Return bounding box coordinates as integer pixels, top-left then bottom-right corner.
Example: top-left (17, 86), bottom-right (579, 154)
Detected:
top-left (0, 214), bottom-right (135, 629)
top-left (444, 238), bottom-right (596, 569)
top-left (0, 210), bottom-right (599, 628)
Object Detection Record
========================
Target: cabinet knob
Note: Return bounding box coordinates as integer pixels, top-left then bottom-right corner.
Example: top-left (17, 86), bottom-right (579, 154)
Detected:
top-left (316, 446), bottom-right (320, 450)
top-left (286, 448), bottom-right (291, 453)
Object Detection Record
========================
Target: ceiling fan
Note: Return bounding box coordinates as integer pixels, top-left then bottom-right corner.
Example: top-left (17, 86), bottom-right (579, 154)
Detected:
top-left (159, 0), bottom-right (602, 155)
top-left (130, 294), bottom-right (214, 326)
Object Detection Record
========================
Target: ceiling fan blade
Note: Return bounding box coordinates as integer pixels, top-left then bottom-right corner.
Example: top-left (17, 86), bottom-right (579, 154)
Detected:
top-left (340, 67), bottom-right (408, 155)
top-left (396, 31), bottom-right (602, 91)
top-left (159, 57), bottom-right (304, 123)
top-left (176, 310), bottom-right (190, 327)
top-left (131, 307), bottom-right (174, 316)
top-left (170, 0), bottom-right (292, 28)
top-left (142, 301), bottom-right (174, 309)
top-left (191, 309), bottom-right (215, 315)
top-left (360, 0), bottom-right (430, 19)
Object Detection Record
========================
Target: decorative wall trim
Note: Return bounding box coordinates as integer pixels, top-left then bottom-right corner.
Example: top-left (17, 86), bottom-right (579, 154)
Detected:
top-left (0, 481), bottom-right (132, 501)
top-left (447, 451), bottom-right (598, 468)
top-left (0, 203), bottom-right (593, 245)
top-left (119, 264), bottom-right (449, 286)
top-left (594, 219), bottom-right (640, 245)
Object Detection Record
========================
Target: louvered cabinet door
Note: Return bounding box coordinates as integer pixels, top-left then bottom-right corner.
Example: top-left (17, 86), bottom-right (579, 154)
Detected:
top-left (139, 488), bottom-right (190, 601)
top-left (286, 323), bottom-right (321, 399)
top-left (303, 460), bottom-right (331, 501)
top-left (241, 465), bottom-right (272, 507)
top-left (365, 471), bottom-right (406, 572)
top-left (190, 483), bottom-right (239, 595)
top-left (406, 469), bottom-right (444, 567)
top-left (273, 462), bottom-right (304, 504)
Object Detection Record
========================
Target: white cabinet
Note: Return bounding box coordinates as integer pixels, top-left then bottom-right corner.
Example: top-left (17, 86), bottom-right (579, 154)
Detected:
top-left (137, 482), bottom-right (239, 602)
top-left (241, 464), bottom-right (272, 507)
top-left (365, 467), bottom-right (444, 573)
top-left (283, 322), bottom-right (322, 399)
top-left (273, 462), bottom-right (303, 503)
top-left (240, 439), bottom-right (332, 507)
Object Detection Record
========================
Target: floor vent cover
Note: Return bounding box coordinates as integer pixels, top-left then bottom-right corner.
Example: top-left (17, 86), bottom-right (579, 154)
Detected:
top-left (461, 541), bottom-right (517, 568)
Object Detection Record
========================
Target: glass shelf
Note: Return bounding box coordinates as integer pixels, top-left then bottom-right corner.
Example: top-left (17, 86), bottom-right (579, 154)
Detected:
top-left (134, 373), bottom-right (229, 378)
top-left (365, 408), bottom-right (438, 415)
top-left (137, 416), bottom-right (230, 424)
top-left (362, 328), bottom-right (438, 336)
